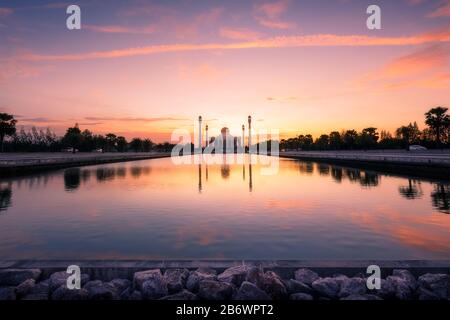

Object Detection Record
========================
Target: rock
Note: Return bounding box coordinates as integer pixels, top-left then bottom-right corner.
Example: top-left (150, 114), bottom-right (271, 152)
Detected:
top-left (109, 279), bottom-right (131, 294)
top-left (141, 273), bottom-right (168, 300)
top-left (129, 290), bottom-right (142, 300)
top-left (418, 273), bottom-right (450, 299)
top-left (16, 279), bottom-right (36, 297)
top-left (285, 279), bottom-right (314, 295)
top-left (393, 269), bottom-right (417, 290)
top-left (51, 286), bottom-right (89, 300)
top-left (245, 266), bottom-right (265, 289)
top-left (234, 281), bottom-right (271, 300)
top-left (186, 269), bottom-right (217, 292)
top-left (28, 279), bottom-right (50, 296)
top-left (338, 277), bottom-right (366, 298)
top-left (377, 278), bottom-right (396, 299)
top-left (120, 287), bottom-right (142, 300)
top-left (261, 271), bottom-right (288, 300)
top-left (294, 269), bottom-right (319, 286)
top-left (289, 293), bottom-right (314, 300)
top-left (417, 286), bottom-right (440, 300)
top-left (311, 278), bottom-right (340, 299)
top-left (386, 276), bottom-right (414, 300)
top-left (218, 265), bottom-right (248, 286)
top-left (341, 294), bottom-right (382, 301)
top-left (49, 271), bottom-right (90, 292)
top-left (133, 269), bottom-right (164, 291)
top-left (0, 269), bottom-right (41, 286)
top-left (164, 269), bottom-right (189, 293)
top-left (198, 280), bottom-right (233, 300)
top-left (0, 287), bottom-right (16, 300)
top-left (84, 280), bottom-right (119, 300)
top-left (160, 290), bottom-right (198, 300)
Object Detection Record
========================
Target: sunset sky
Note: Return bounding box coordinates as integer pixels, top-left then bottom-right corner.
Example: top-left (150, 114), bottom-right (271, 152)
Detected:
top-left (1, 0), bottom-right (450, 142)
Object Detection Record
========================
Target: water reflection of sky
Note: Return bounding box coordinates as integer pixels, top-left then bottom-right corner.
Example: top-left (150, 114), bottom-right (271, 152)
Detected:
top-left (0, 155), bottom-right (449, 260)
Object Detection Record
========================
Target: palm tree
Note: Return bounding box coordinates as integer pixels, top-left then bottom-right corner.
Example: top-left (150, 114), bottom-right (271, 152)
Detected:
top-left (425, 107), bottom-right (450, 146)
top-left (0, 113), bottom-right (17, 152)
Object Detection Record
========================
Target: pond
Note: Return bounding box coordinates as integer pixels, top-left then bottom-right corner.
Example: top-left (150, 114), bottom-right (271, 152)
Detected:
top-left (0, 155), bottom-right (449, 260)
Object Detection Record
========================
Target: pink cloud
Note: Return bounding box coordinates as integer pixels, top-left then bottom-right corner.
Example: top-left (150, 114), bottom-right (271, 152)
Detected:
top-left (255, 17), bottom-right (296, 30)
top-left (84, 24), bottom-right (156, 34)
top-left (357, 45), bottom-right (450, 90)
top-left (21, 26), bottom-right (450, 62)
top-left (428, 1), bottom-right (450, 17)
top-left (255, 0), bottom-right (289, 19)
top-left (219, 26), bottom-right (262, 40)
top-left (253, 0), bottom-right (296, 29)
top-left (0, 7), bottom-right (13, 17)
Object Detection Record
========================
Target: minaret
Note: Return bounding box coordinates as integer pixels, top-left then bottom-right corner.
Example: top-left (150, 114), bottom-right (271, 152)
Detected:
top-left (198, 116), bottom-right (202, 151)
top-left (205, 124), bottom-right (209, 148)
top-left (248, 115), bottom-right (252, 153)
top-left (242, 124), bottom-right (245, 152)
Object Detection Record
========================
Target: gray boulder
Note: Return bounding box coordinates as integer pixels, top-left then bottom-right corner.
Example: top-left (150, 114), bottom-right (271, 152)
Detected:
top-left (186, 268), bottom-right (217, 292)
top-left (84, 280), bottom-right (119, 300)
top-left (51, 286), bottom-right (89, 300)
top-left (16, 279), bottom-right (36, 297)
top-left (120, 287), bottom-right (142, 300)
top-left (311, 277), bottom-right (340, 299)
top-left (0, 287), bottom-right (16, 300)
top-left (164, 269), bottom-right (189, 293)
top-left (49, 271), bottom-right (90, 292)
top-left (245, 266), bottom-right (265, 289)
top-left (377, 278), bottom-right (397, 299)
top-left (141, 274), bottom-right (168, 300)
top-left (109, 279), bottom-right (131, 294)
top-left (289, 293), bottom-right (314, 300)
top-left (198, 280), bottom-right (234, 300)
top-left (234, 281), bottom-right (271, 300)
top-left (387, 276), bottom-right (414, 300)
top-left (0, 269), bottom-right (41, 286)
top-left (393, 269), bottom-right (417, 290)
top-left (294, 269), bottom-right (319, 286)
top-left (160, 290), bottom-right (198, 300)
top-left (285, 279), bottom-right (314, 295)
top-left (261, 271), bottom-right (288, 300)
top-left (417, 286), bottom-right (440, 300)
top-left (418, 273), bottom-right (450, 299)
top-left (133, 269), bottom-right (164, 291)
top-left (218, 265), bottom-right (248, 286)
top-left (23, 279), bottom-right (50, 300)
top-left (338, 277), bottom-right (366, 298)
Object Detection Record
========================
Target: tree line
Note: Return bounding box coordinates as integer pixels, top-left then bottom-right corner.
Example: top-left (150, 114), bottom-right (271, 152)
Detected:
top-left (0, 119), bottom-right (174, 153)
top-left (279, 107), bottom-right (450, 151)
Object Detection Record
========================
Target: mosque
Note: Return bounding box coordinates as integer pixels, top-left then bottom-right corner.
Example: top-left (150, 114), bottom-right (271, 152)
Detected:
top-left (198, 115), bottom-right (253, 153)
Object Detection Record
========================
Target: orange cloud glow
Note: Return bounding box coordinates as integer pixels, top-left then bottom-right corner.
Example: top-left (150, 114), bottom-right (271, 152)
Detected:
top-left (22, 27), bottom-right (450, 61)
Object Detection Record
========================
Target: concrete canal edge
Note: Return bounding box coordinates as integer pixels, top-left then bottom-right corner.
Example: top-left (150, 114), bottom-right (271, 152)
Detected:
top-left (2, 260), bottom-right (450, 281)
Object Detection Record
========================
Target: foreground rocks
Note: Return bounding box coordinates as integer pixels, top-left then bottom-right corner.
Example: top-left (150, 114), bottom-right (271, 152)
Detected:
top-left (0, 267), bottom-right (449, 300)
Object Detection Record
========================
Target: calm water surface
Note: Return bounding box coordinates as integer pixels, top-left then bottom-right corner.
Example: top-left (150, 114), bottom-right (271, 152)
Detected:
top-left (0, 155), bottom-right (449, 260)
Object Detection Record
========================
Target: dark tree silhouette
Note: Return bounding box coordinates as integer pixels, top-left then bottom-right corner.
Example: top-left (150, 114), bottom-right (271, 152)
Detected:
top-left (398, 179), bottom-right (423, 199)
top-left (431, 184), bottom-right (450, 214)
top-left (0, 113), bottom-right (17, 152)
top-left (425, 107), bottom-right (450, 146)
top-left (64, 169), bottom-right (81, 192)
top-left (0, 185), bottom-right (12, 212)
top-left (62, 124), bottom-right (82, 153)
